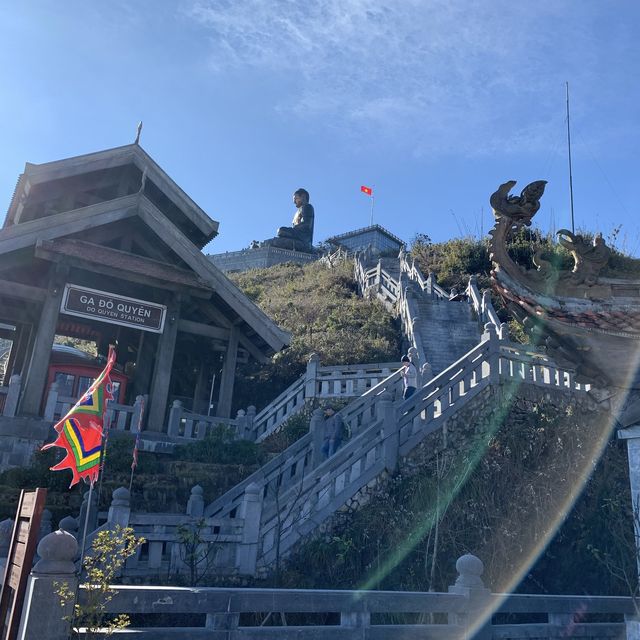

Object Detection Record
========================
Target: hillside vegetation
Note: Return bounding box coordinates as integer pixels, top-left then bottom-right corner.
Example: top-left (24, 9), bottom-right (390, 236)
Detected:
top-left (230, 260), bottom-right (401, 411)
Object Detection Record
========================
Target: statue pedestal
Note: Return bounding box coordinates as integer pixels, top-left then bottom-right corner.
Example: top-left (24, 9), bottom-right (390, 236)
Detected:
top-left (209, 245), bottom-right (317, 273)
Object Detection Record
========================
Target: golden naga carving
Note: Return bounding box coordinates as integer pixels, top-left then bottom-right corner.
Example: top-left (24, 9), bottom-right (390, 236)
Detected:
top-left (489, 179), bottom-right (640, 391)
top-left (489, 180), bottom-right (611, 298)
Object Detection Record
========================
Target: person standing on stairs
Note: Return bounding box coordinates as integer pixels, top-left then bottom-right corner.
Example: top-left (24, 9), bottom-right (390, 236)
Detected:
top-left (401, 355), bottom-right (418, 400)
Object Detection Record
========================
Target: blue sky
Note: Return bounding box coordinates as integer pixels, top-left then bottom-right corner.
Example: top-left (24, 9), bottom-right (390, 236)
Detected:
top-left (1, 1), bottom-right (639, 255)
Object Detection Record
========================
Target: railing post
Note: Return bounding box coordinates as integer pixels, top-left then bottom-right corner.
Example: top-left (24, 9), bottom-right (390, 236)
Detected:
top-left (305, 353), bottom-right (320, 401)
top-left (341, 611), bottom-right (371, 630)
top-left (43, 381), bottom-right (59, 421)
top-left (167, 399), bottom-right (183, 437)
top-left (310, 407), bottom-right (326, 468)
top-left (448, 554), bottom-right (492, 640)
top-left (19, 530), bottom-right (78, 640)
top-left (237, 482), bottom-right (262, 576)
top-left (131, 395), bottom-right (145, 432)
top-left (58, 515), bottom-right (78, 540)
top-left (481, 289), bottom-right (491, 323)
top-left (235, 409), bottom-right (247, 440)
top-left (187, 485), bottom-right (204, 518)
top-left (78, 487), bottom-right (98, 543)
top-left (499, 322), bottom-right (510, 341)
top-left (626, 614), bottom-right (640, 640)
top-left (0, 518), bottom-right (12, 577)
top-left (246, 405), bottom-right (256, 439)
top-left (380, 391), bottom-right (399, 473)
top-left (482, 323), bottom-right (500, 382)
top-left (107, 487), bottom-right (131, 528)
top-left (4, 373), bottom-right (21, 417)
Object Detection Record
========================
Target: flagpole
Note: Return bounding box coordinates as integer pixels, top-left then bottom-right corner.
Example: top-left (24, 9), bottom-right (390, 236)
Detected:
top-left (78, 480), bottom-right (95, 571)
top-left (369, 184), bottom-right (376, 227)
top-left (128, 397), bottom-right (145, 494)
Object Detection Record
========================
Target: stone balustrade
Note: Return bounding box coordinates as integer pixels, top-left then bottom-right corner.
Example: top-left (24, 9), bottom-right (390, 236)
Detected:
top-left (17, 541), bottom-right (635, 640)
top-left (0, 373), bottom-right (21, 417)
top-left (43, 383), bottom-right (145, 431)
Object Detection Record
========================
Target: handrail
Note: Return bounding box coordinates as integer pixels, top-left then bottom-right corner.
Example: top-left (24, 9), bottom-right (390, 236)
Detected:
top-left (204, 367), bottom-right (405, 519)
top-left (467, 275), bottom-right (502, 331)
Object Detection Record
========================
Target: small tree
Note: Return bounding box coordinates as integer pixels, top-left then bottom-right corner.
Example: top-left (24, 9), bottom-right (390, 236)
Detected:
top-left (57, 525), bottom-right (144, 638)
top-left (176, 518), bottom-right (220, 586)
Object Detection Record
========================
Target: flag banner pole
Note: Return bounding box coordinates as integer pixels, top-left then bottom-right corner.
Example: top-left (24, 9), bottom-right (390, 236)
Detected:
top-left (78, 480), bottom-right (95, 572)
top-left (370, 195), bottom-right (375, 227)
top-left (128, 397), bottom-right (144, 494)
top-left (95, 425), bottom-right (111, 514)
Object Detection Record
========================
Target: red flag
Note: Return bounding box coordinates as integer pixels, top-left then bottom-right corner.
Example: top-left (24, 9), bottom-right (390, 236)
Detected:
top-left (42, 347), bottom-right (116, 487)
top-left (361, 185), bottom-right (373, 196)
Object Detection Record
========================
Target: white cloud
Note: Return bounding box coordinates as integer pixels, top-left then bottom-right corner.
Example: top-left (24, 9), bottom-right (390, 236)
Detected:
top-left (184, 0), bottom-right (639, 156)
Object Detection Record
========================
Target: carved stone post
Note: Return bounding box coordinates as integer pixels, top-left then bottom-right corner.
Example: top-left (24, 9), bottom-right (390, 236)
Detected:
top-left (483, 323), bottom-right (500, 383)
top-left (305, 353), bottom-right (320, 401)
top-left (43, 381), bottom-right (59, 421)
top-left (235, 409), bottom-right (247, 440)
top-left (58, 516), bottom-right (78, 540)
top-left (78, 488), bottom-right (98, 544)
top-left (107, 487), bottom-right (131, 528)
top-left (187, 485), bottom-right (204, 518)
top-left (131, 395), bottom-right (145, 432)
top-left (0, 518), bottom-right (13, 578)
top-left (310, 407), bottom-right (326, 468)
top-left (3, 374), bottom-right (21, 417)
top-left (167, 399), bottom-right (183, 437)
top-left (448, 554), bottom-right (492, 640)
top-left (237, 482), bottom-right (263, 576)
top-left (19, 530), bottom-right (78, 640)
top-left (246, 406), bottom-right (257, 440)
top-left (380, 391), bottom-right (399, 473)
top-left (618, 424), bottom-right (640, 586)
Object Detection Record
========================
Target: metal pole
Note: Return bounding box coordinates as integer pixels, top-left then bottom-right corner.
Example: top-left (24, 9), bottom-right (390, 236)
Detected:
top-left (78, 481), bottom-right (94, 571)
top-left (566, 81), bottom-right (576, 234)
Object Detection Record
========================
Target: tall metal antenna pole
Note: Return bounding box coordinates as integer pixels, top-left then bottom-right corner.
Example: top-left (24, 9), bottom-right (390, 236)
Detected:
top-left (369, 185), bottom-right (375, 226)
top-left (566, 81), bottom-right (576, 234)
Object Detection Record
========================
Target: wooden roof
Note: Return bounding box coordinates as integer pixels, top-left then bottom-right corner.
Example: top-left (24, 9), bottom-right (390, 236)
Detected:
top-left (0, 147), bottom-right (290, 358)
top-left (4, 144), bottom-right (219, 248)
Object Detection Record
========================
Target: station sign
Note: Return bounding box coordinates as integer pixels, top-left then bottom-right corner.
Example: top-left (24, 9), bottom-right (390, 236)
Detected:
top-left (61, 284), bottom-right (167, 333)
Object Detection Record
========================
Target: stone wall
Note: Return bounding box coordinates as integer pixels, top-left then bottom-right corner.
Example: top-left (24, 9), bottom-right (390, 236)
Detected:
top-left (208, 245), bottom-right (317, 273)
top-left (0, 416), bottom-right (52, 470)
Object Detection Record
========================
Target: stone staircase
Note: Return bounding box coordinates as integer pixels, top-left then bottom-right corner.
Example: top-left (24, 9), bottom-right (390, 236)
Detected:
top-left (414, 290), bottom-right (482, 375)
top-left (76, 252), bottom-right (591, 580)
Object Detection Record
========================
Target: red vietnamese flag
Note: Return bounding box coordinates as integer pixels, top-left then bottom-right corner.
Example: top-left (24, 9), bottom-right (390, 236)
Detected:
top-left (360, 185), bottom-right (373, 196)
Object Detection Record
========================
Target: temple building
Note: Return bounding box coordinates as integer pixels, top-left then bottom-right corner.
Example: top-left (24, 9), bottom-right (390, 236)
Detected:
top-left (326, 224), bottom-right (404, 257)
top-left (0, 143), bottom-right (290, 447)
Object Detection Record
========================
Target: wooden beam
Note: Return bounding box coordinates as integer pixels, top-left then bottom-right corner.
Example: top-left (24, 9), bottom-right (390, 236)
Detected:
top-left (137, 197), bottom-right (290, 352)
top-left (217, 327), bottom-right (239, 419)
top-left (0, 194), bottom-right (139, 255)
top-left (177, 319), bottom-right (230, 341)
top-left (0, 280), bottom-right (47, 302)
top-left (34, 244), bottom-right (212, 299)
top-left (20, 268), bottom-right (67, 415)
top-left (146, 295), bottom-right (180, 432)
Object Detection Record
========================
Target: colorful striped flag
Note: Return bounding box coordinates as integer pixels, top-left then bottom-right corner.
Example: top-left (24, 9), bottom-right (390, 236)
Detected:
top-left (42, 346), bottom-right (116, 487)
